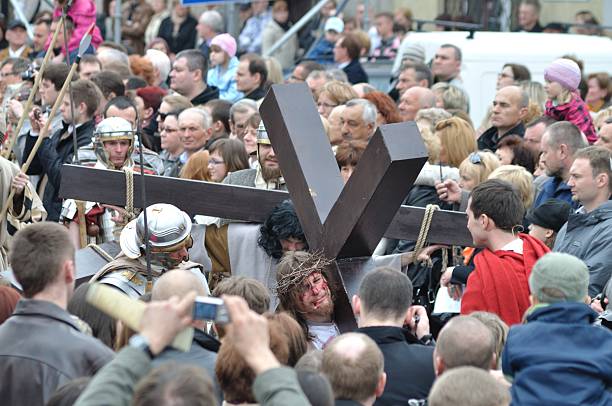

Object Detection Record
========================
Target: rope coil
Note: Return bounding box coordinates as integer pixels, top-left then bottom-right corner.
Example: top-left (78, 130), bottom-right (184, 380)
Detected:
top-left (411, 204), bottom-right (448, 270)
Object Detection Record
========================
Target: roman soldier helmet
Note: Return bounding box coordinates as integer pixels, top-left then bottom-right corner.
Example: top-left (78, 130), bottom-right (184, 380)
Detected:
top-left (93, 117), bottom-right (135, 169)
top-left (120, 203), bottom-right (193, 267)
top-left (256, 121), bottom-right (271, 145)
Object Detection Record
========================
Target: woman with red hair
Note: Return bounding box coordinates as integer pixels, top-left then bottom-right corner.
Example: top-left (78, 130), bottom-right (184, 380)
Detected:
top-left (363, 91), bottom-right (402, 125)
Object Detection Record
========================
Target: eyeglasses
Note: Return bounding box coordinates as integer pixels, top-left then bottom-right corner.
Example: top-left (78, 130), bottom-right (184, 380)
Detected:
top-left (209, 158), bottom-right (225, 165)
top-left (469, 152), bottom-right (482, 164)
top-left (317, 101), bottom-right (338, 109)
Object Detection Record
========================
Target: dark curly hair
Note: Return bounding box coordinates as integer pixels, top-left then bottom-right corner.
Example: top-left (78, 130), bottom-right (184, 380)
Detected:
top-left (258, 200), bottom-right (307, 259)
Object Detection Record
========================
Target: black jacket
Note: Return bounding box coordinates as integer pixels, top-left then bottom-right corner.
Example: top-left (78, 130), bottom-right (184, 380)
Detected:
top-left (342, 59), bottom-right (369, 84)
top-left (357, 326), bottom-right (435, 406)
top-left (0, 299), bottom-right (114, 406)
top-left (157, 14), bottom-right (197, 54)
top-left (191, 85), bottom-right (220, 106)
top-left (477, 121), bottom-right (525, 152)
top-left (244, 85), bottom-right (268, 101)
top-left (31, 120), bottom-right (95, 221)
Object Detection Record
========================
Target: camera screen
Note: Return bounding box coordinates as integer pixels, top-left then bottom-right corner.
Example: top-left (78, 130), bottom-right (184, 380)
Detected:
top-left (193, 302), bottom-right (218, 320)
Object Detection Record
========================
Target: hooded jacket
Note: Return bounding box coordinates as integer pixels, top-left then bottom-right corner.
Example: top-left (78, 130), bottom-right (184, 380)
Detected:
top-left (554, 200), bottom-right (612, 296)
top-left (545, 94), bottom-right (597, 144)
top-left (461, 233), bottom-right (550, 325)
top-left (502, 302), bottom-right (612, 406)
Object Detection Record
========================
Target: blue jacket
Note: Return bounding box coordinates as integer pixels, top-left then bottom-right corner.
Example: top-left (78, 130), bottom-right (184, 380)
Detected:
top-left (207, 56), bottom-right (243, 103)
top-left (533, 176), bottom-right (577, 209)
top-left (502, 302), bottom-right (612, 406)
top-left (305, 37), bottom-right (335, 64)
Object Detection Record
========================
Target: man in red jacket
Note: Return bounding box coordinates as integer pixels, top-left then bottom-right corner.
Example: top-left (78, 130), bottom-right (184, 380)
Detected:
top-left (461, 179), bottom-right (550, 325)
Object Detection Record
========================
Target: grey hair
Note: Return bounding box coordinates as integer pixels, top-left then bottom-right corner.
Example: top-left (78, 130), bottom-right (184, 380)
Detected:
top-left (229, 99), bottom-right (258, 122)
top-left (97, 48), bottom-right (129, 66)
top-left (346, 98), bottom-right (378, 125)
top-left (325, 68), bottom-right (349, 83)
top-left (179, 107), bottom-right (212, 129)
top-left (440, 43), bottom-right (462, 62)
top-left (145, 49), bottom-right (171, 82)
top-left (546, 121), bottom-right (589, 153)
top-left (199, 10), bottom-right (224, 33)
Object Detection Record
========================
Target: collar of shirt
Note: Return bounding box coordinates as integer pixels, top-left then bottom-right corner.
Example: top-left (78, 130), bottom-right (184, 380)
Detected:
top-left (9, 44), bottom-right (26, 58)
top-left (337, 61), bottom-right (350, 69)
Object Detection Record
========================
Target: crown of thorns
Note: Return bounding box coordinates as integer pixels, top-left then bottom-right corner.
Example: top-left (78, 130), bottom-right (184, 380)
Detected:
top-left (275, 251), bottom-right (334, 296)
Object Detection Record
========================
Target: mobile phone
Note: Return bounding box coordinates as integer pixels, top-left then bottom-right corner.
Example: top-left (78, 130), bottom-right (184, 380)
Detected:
top-left (192, 296), bottom-right (230, 324)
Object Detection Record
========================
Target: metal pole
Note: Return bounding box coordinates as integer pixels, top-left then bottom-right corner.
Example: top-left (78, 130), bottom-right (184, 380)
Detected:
top-left (263, 0), bottom-right (330, 58)
top-left (113, 0), bottom-right (121, 44)
top-left (225, 1), bottom-right (237, 38)
top-left (8, 0), bottom-right (34, 39)
top-left (362, 0), bottom-right (369, 31)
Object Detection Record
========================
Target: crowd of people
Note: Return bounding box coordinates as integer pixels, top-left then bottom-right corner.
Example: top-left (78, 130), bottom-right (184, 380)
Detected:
top-left (0, 0), bottom-right (611, 405)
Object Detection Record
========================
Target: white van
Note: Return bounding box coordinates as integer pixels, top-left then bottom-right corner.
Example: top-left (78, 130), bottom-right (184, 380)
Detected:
top-left (391, 31), bottom-right (612, 125)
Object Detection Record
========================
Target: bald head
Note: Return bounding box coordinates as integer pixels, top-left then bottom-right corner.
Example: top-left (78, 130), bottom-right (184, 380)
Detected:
top-left (491, 86), bottom-right (529, 134)
top-left (152, 270), bottom-right (207, 301)
top-left (322, 333), bottom-right (385, 403)
top-left (434, 316), bottom-right (495, 375)
top-left (399, 86), bottom-right (436, 122)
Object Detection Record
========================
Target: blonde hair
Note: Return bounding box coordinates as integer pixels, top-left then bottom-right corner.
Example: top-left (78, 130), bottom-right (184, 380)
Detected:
top-left (519, 80), bottom-right (546, 110)
top-left (458, 151), bottom-right (500, 187)
top-left (415, 107), bottom-right (452, 133)
top-left (523, 101), bottom-right (542, 125)
top-left (488, 165), bottom-right (535, 210)
top-left (320, 80), bottom-right (358, 106)
top-left (265, 57), bottom-right (283, 84)
top-left (436, 117), bottom-right (477, 168)
top-left (594, 106), bottom-right (612, 131)
top-left (419, 126), bottom-right (440, 163)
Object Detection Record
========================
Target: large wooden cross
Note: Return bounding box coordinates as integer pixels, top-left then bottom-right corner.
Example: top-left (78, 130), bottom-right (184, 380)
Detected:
top-left (60, 83), bottom-right (470, 331)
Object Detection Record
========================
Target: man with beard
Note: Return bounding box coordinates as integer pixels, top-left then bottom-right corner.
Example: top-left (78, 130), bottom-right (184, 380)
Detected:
top-left (275, 250), bottom-right (338, 349)
top-left (222, 121), bottom-right (285, 190)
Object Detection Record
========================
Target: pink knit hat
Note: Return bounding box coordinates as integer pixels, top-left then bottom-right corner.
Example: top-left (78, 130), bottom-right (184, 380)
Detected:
top-left (211, 33), bottom-right (237, 58)
top-left (544, 58), bottom-right (582, 91)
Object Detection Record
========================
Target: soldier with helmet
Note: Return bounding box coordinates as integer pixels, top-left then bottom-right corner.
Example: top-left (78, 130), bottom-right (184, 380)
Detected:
top-left (90, 203), bottom-right (209, 298)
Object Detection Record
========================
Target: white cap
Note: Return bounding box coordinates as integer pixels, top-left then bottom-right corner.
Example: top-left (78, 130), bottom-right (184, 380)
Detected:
top-left (324, 17), bottom-right (344, 33)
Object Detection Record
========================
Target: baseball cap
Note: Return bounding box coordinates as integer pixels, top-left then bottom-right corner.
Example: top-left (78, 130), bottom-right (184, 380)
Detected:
top-left (324, 17), bottom-right (344, 34)
top-left (529, 253), bottom-right (589, 304)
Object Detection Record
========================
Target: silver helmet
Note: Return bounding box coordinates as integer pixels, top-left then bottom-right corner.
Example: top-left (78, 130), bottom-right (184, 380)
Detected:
top-left (120, 204), bottom-right (192, 262)
top-left (93, 116), bottom-right (135, 169)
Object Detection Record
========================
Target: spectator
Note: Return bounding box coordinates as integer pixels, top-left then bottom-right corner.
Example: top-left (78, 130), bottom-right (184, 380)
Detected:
top-left (229, 98), bottom-right (258, 140)
top-left (207, 33), bottom-right (242, 103)
top-left (159, 111), bottom-right (184, 177)
top-left (327, 105), bottom-right (345, 146)
top-left (296, 370), bottom-right (334, 406)
top-left (436, 117), bottom-right (477, 169)
top-left (478, 86), bottom-right (529, 152)
top-left (262, 1), bottom-right (297, 71)
top-left (574, 10), bottom-right (602, 36)
top-left (236, 54), bottom-right (268, 100)
top-left (208, 138), bottom-right (250, 182)
top-left (317, 80), bottom-right (358, 118)
top-left (502, 253), bottom-right (612, 406)
top-left (495, 135), bottom-right (536, 173)
top-left (370, 12), bottom-right (400, 60)
top-left (0, 20), bottom-right (30, 62)
top-left (432, 83), bottom-right (470, 114)
top-left (49, 0), bottom-right (103, 56)
top-left (534, 121), bottom-right (588, 208)
top-left (544, 58), bottom-right (597, 144)
top-left (91, 71), bottom-right (125, 107)
top-left (157, 1), bottom-right (197, 54)
top-left (265, 56), bottom-right (284, 84)
top-left (170, 49), bottom-right (219, 105)
top-left (488, 165), bottom-right (536, 214)
top-left (496, 63), bottom-right (531, 90)
top-left (353, 267), bottom-right (436, 404)
top-left (306, 17), bottom-right (344, 65)
top-left (554, 146), bottom-right (612, 296)
top-left (145, 49), bottom-right (171, 89)
top-left (395, 61), bottom-right (432, 97)
top-left (595, 118), bottom-right (612, 151)
top-left (432, 44), bottom-right (462, 86)
top-left (32, 17), bottom-right (50, 57)
top-left (211, 276), bottom-right (271, 314)
top-left (363, 91), bottom-right (402, 125)
top-left (196, 10), bottom-right (224, 60)
top-left (515, 0), bottom-right (543, 32)
top-left (527, 198), bottom-right (571, 249)
top-left (180, 150), bottom-right (210, 181)
top-left (428, 367), bottom-right (510, 406)
top-left (468, 312), bottom-right (509, 370)
top-left (334, 33), bottom-right (368, 84)
top-left (398, 87), bottom-right (436, 122)
top-left (340, 98), bottom-right (377, 142)
top-left (67, 283), bottom-right (117, 349)
top-left (523, 116), bottom-right (555, 155)
top-left (321, 333), bottom-right (386, 405)
top-left (585, 72), bottom-right (611, 113)
top-left (178, 107), bottom-right (212, 162)
top-left (120, 0), bottom-right (153, 55)
top-left (135, 86), bottom-right (167, 151)
top-left (128, 55), bottom-right (156, 86)
top-left (335, 140), bottom-right (367, 183)
top-left (0, 223), bottom-right (113, 405)
top-left (144, 0), bottom-right (169, 46)
top-left (78, 54), bottom-right (102, 80)
top-left (288, 61), bottom-right (325, 83)
top-left (434, 316), bottom-right (496, 375)
top-left (238, 0), bottom-right (271, 54)
top-left (460, 179), bottom-right (550, 325)
top-left (205, 99), bottom-right (232, 142)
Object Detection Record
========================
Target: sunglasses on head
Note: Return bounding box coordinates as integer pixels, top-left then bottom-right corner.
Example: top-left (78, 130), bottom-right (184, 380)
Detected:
top-left (469, 152), bottom-right (482, 165)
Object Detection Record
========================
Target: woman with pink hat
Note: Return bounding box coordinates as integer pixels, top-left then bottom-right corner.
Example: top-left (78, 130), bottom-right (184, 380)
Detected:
top-left (207, 33), bottom-right (243, 103)
top-left (544, 58), bottom-right (597, 144)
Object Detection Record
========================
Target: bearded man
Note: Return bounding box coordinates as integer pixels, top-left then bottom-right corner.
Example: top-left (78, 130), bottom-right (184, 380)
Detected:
top-left (275, 250), bottom-right (339, 349)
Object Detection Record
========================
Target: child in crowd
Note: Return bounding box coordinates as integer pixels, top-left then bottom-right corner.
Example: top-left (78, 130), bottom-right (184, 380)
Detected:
top-left (207, 33), bottom-right (243, 103)
top-left (543, 58), bottom-right (597, 144)
top-left (305, 17), bottom-right (344, 64)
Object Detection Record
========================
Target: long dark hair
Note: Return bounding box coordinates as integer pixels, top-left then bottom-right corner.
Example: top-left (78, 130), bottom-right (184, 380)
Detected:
top-left (258, 200), bottom-right (307, 259)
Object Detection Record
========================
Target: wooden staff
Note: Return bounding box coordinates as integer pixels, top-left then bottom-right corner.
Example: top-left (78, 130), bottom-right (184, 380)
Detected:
top-left (1, 17), bottom-right (65, 159)
top-left (0, 30), bottom-right (92, 221)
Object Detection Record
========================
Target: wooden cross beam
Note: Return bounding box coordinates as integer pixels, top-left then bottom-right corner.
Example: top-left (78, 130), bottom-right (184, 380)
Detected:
top-left (59, 83), bottom-right (472, 332)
